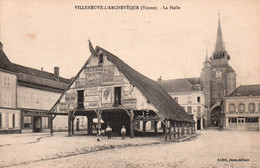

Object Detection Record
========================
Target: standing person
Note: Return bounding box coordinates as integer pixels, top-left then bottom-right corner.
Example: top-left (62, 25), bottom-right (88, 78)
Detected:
top-left (121, 126), bottom-right (126, 140)
top-left (97, 129), bottom-right (101, 142)
top-left (105, 125), bottom-right (112, 139)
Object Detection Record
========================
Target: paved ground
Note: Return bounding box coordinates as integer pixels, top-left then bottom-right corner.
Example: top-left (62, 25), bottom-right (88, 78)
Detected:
top-left (0, 130), bottom-right (259, 168)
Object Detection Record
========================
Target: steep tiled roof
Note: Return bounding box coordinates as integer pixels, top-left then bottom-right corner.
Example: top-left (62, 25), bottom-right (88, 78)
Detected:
top-left (98, 46), bottom-right (193, 122)
top-left (228, 85), bottom-right (260, 97)
top-left (50, 45), bottom-right (194, 122)
top-left (159, 78), bottom-right (196, 93)
top-left (186, 77), bottom-right (200, 85)
top-left (0, 50), bottom-right (17, 73)
top-left (14, 64), bottom-right (71, 84)
top-left (0, 46), bottom-right (71, 91)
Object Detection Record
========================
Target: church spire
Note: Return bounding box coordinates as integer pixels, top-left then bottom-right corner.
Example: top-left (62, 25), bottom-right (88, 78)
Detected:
top-left (215, 13), bottom-right (225, 52)
top-left (203, 48), bottom-right (210, 68)
top-left (205, 48), bottom-right (209, 62)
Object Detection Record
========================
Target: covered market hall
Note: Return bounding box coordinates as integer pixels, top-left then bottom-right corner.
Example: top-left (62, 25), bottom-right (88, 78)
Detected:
top-left (49, 41), bottom-right (195, 140)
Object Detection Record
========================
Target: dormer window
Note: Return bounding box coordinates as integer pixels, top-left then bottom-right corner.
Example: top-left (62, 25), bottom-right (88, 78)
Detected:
top-left (99, 54), bottom-right (103, 64)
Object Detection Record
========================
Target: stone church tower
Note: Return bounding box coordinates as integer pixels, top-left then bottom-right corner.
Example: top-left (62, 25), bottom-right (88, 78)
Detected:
top-left (200, 14), bottom-right (236, 126)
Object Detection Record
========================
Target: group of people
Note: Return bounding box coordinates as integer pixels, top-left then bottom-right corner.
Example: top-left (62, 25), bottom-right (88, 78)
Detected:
top-left (104, 125), bottom-right (126, 140)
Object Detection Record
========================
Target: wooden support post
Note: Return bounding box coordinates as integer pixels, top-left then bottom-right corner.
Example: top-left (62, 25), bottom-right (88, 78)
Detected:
top-left (97, 110), bottom-right (102, 133)
top-left (190, 124), bottom-right (193, 134)
top-left (183, 123), bottom-right (185, 135)
top-left (164, 120), bottom-right (168, 141)
top-left (173, 121), bottom-right (176, 139)
top-left (87, 116), bottom-right (91, 135)
top-left (50, 114), bottom-right (53, 136)
top-left (72, 116), bottom-right (75, 135)
top-left (162, 121), bottom-right (165, 134)
top-left (130, 110), bottom-right (134, 138)
top-left (177, 122), bottom-right (180, 138)
top-left (143, 121), bottom-right (147, 136)
top-left (169, 121), bottom-right (172, 140)
top-left (181, 123), bottom-right (183, 136)
top-left (68, 111), bottom-right (71, 137)
top-left (154, 121), bottom-right (158, 134)
top-left (189, 124), bottom-right (191, 135)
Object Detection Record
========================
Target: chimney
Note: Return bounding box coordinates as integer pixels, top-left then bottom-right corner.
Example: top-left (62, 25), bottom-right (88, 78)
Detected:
top-left (157, 76), bottom-right (162, 85)
top-left (41, 67), bottom-right (43, 71)
top-left (54, 67), bottom-right (59, 80)
top-left (0, 42), bottom-right (3, 51)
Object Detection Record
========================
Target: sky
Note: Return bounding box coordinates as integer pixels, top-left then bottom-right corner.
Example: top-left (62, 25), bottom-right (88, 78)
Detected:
top-left (1, 0), bottom-right (260, 86)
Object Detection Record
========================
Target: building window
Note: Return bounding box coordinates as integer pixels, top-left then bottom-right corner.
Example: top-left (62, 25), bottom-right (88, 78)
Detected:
top-left (77, 90), bottom-right (84, 109)
top-left (245, 117), bottom-right (258, 123)
top-left (229, 103), bottom-right (235, 113)
top-left (24, 116), bottom-right (32, 128)
top-left (197, 106), bottom-right (201, 114)
top-left (12, 114), bottom-right (15, 128)
top-left (238, 103), bottom-right (245, 112)
top-left (187, 106), bottom-right (192, 114)
top-left (114, 87), bottom-right (121, 106)
top-left (258, 103), bottom-right (260, 112)
top-left (229, 118), bottom-right (237, 123)
top-left (42, 117), bottom-right (49, 129)
top-left (248, 103), bottom-right (255, 112)
top-left (197, 97), bottom-right (201, 103)
top-left (187, 96), bottom-right (192, 104)
top-left (173, 97), bottom-right (178, 103)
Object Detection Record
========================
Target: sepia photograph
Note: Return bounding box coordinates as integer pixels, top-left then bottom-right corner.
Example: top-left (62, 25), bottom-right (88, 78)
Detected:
top-left (0, 0), bottom-right (260, 167)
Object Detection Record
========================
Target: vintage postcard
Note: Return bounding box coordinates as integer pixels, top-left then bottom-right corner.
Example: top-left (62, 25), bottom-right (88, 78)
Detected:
top-left (0, 0), bottom-right (260, 167)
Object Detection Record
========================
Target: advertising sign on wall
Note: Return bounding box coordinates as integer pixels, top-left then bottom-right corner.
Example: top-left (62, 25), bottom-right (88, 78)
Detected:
top-left (101, 65), bottom-right (114, 84)
top-left (101, 87), bottom-right (112, 104)
top-left (85, 66), bottom-right (102, 73)
top-left (86, 73), bottom-right (101, 87)
top-left (85, 87), bottom-right (99, 95)
top-left (85, 101), bottom-right (99, 109)
top-left (122, 99), bottom-right (137, 108)
top-left (75, 78), bottom-right (86, 88)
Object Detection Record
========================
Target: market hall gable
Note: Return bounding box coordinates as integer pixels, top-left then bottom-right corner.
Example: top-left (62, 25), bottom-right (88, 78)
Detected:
top-left (50, 42), bottom-right (194, 139)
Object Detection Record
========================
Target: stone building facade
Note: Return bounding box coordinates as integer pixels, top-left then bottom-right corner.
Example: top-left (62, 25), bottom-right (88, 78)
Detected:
top-left (223, 85), bottom-right (260, 131)
top-left (158, 15), bottom-right (237, 127)
top-left (158, 78), bottom-right (206, 130)
top-left (0, 42), bottom-right (79, 133)
top-left (200, 15), bottom-right (236, 127)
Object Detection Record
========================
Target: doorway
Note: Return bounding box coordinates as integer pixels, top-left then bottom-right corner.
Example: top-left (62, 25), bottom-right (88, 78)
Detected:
top-left (77, 90), bottom-right (84, 109)
top-left (33, 116), bottom-right (42, 132)
top-left (197, 119), bottom-right (201, 130)
top-left (237, 118), bottom-right (245, 130)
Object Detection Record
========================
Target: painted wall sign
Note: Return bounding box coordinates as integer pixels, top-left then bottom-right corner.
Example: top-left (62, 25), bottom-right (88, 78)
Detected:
top-left (101, 104), bottom-right (113, 108)
top-left (114, 76), bottom-right (124, 84)
top-left (75, 78), bottom-right (86, 88)
top-left (123, 99), bottom-right (137, 105)
top-left (101, 87), bottom-right (112, 104)
top-left (86, 73), bottom-right (101, 86)
top-left (85, 87), bottom-right (99, 95)
top-left (85, 66), bottom-right (102, 72)
top-left (59, 102), bottom-right (68, 111)
top-left (122, 99), bottom-right (137, 109)
top-left (101, 65), bottom-right (114, 84)
top-left (84, 95), bottom-right (99, 102)
top-left (85, 101), bottom-right (99, 108)
top-left (63, 90), bottom-right (77, 110)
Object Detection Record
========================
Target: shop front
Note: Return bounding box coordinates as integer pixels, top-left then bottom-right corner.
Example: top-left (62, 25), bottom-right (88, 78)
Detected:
top-left (21, 109), bottom-right (50, 133)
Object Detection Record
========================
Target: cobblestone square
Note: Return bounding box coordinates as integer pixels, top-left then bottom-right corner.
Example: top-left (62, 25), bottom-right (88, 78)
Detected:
top-left (0, 130), bottom-right (259, 168)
